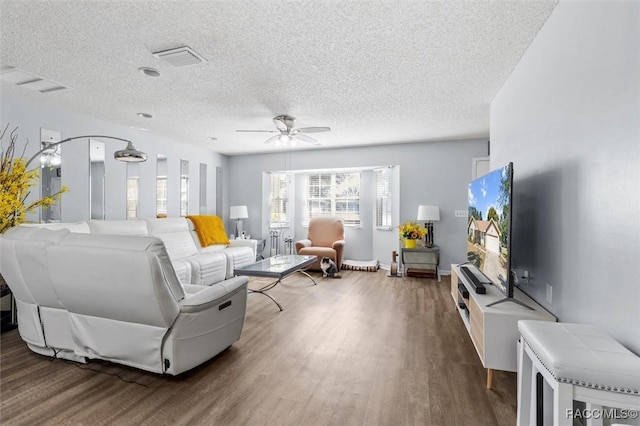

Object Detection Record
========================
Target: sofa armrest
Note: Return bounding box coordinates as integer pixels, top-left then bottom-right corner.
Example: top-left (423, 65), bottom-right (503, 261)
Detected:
top-left (295, 239), bottom-right (312, 253)
top-left (178, 276), bottom-right (248, 314)
top-left (229, 239), bottom-right (257, 259)
top-left (182, 284), bottom-right (207, 295)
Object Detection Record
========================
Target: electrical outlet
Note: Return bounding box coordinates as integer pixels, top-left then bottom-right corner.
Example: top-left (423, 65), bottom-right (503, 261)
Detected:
top-left (455, 210), bottom-right (468, 218)
top-left (546, 283), bottom-right (553, 304)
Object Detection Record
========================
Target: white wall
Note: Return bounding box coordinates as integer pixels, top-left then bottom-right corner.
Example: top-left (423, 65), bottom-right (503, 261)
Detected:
top-left (1, 96), bottom-right (226, 221)
top-left (227, 139), bottom-right (488, 270)
top-left (491, 0), bottom-right (640, 353)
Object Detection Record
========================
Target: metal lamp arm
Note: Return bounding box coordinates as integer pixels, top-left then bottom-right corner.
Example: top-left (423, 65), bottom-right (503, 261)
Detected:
top-left (26, 135), bottom-right (131, 167)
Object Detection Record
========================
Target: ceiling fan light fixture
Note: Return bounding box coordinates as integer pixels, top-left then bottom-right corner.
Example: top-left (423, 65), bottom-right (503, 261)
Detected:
top-left (279, 134), bottom-right (292, 145)
top-left (237, 115), bottom-right (330, 147)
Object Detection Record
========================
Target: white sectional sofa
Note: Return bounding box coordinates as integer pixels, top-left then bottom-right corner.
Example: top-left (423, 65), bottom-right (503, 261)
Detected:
top-left (0, 224), bottom-right (249, 375)
top-left (25, 217), bottom-right (257, 286)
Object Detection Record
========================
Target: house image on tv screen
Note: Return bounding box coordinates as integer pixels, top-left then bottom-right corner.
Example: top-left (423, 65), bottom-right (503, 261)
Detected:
top-left (468, 218), bottom-right (501, 256)
top-left (467, 163), bottom-right (512, 295)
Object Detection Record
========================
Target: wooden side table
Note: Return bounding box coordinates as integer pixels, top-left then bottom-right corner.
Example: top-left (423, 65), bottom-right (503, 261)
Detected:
top-left (400, 246), bottom-right (440, 281)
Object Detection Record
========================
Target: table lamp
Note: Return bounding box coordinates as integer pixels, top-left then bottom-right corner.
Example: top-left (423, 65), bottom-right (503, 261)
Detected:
top-left (417, 205), bottom-right (440, 248)
top-left (230, 205), bottom-right (249, 238)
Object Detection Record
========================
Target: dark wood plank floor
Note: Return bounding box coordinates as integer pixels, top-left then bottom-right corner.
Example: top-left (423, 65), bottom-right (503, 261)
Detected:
top-left (0, 270), bottom-right (517, 425)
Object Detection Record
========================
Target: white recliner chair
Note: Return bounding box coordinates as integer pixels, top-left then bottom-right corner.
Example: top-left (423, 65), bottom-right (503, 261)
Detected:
top-left (0, 226), bottom-right (249, 375)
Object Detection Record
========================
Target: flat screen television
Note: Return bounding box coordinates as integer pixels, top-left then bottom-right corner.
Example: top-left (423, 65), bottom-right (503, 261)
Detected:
top-left (466, 162), bottom-right (530, 309)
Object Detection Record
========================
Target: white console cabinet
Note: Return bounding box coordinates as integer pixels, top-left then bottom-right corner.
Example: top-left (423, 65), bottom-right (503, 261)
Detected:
top-left (450, 264), bottom-right (556, 389)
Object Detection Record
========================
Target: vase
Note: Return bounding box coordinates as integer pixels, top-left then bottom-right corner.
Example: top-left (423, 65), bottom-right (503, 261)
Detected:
top-left (404, 239), bottom-right (417, 249)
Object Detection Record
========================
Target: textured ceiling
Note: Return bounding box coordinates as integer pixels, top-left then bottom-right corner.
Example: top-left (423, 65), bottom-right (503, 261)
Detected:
top-left (0, 1), bottom-right (557, 155)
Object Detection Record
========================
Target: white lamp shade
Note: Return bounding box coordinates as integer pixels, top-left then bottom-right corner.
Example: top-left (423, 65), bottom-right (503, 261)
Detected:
top-left (230, 205), bottom-right (249, 219)
top-left (417, 205), bottom-right (440, 221)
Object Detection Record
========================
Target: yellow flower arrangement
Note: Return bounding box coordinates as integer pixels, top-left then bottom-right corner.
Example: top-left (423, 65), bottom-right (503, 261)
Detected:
top-left (398, 220), bottom-right (427, 240)
top-left (1, 125), bottom-right (68, 234)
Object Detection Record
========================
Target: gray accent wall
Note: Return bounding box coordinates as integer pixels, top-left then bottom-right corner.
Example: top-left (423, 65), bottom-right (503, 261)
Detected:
top-left (491, 1), bottom-right (640, 353)
top-left (227, 139), bottom-right (487, 270)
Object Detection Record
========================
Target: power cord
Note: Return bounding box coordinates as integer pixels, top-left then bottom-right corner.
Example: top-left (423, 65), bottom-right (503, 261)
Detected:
top-left (71, 362), bottom-right (158, 387)
top-left (50, 356), bottom-right (176, 388)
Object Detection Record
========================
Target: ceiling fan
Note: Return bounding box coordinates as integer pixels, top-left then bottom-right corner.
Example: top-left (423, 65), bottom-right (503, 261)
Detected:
top-left (236, 115), bottom-right (331, 146)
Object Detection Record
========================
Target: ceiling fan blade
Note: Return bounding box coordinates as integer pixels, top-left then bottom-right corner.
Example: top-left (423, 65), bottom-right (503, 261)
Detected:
top-left (236, 129), bottom-right (276, 133)
top-left (292, 133), bottom-right (319, 145)
top-left (264, 134), bottom-right (281, 144)
top-left (295, 126), bottom-right (331, 134)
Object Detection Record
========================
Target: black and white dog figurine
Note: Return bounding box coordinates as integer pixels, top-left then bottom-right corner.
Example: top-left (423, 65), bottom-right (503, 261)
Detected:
top-left (320, 257), bottom-right (341, 278)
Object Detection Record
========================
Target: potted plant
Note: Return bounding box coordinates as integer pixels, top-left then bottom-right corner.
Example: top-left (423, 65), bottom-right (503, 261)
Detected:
top-left (1, 124), bottom-right (68, 331)
top-left (398, 221), bottom-right (427, 248)
top-left (1, 125), bottom-right (68, 233)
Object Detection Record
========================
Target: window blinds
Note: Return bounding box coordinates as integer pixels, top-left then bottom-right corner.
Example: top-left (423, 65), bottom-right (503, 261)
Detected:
top-left (375, 167), bottom-right (392, 229)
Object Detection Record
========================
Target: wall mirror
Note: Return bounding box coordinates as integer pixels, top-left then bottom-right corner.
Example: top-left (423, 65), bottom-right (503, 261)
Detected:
top-left (39, 128), bottom-right (62, 222)
top-left (126, 162), bottom-right (140, 219)
top-left (156, 154), bottom-right (168, 218)
top-left (180, 159), bottom-right (189, 216)
top-left (89, 139), bottom-right (105, 220)
top-left (199, 163), bottom-right (207, 214)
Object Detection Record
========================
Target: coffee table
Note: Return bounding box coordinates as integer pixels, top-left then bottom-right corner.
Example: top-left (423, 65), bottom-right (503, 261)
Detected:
top-left (235, 255), bottom-right (317, 311)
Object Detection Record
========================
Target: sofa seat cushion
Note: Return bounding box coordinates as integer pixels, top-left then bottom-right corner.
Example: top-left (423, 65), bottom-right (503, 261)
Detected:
top-left (228, 239), bottom-right (258, 259)
top-left (221, 246), bottom-right (255, 278)
top-left (186, 252), bottom-right (228, 286)
top-left (297, 246), bottom-right (336, 270)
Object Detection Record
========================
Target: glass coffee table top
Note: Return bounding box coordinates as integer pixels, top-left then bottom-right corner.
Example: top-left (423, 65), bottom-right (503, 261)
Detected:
top-left (235, 255), bottom-right (316, 278)
top-left (235, 255), bottom-right (318, 311)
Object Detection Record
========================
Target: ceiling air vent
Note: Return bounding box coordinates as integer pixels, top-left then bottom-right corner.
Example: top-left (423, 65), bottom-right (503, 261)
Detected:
top-left (0, 66), bottom-right (67, 93)
top-left (152, 46), bottom-right (207, 67)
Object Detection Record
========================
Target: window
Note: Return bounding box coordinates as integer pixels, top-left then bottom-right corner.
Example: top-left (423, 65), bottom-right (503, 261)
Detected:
top-left (156, 177), bottom-right (167, 216)
top-left (375, 167), bottom-right (392, 229)
top-left (126, 177), bottom-right (139, 219)
top-left (306, 172), bottom-right (360, 225)
top-left (270, 173), bottom-right (290, 227)
top-left (180, 159), bottom-right (189, 216)
top-left (126, 162), bottom-right (140, 220)
top-left (156, 155), bottom-right (168, 217)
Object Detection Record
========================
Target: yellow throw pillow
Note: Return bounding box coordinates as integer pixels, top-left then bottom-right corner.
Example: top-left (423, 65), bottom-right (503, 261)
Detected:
top-left (187, 215), bottom-right (230, 246)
